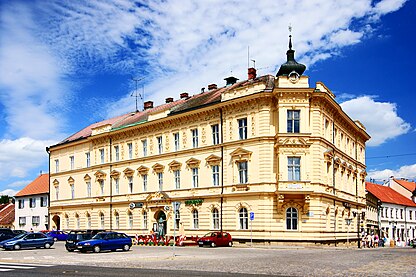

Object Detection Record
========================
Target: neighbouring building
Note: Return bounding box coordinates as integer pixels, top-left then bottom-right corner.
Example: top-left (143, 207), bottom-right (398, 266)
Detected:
top-left (385, 177), bottom-right (416, 201)
top-left (47, 36), bottom-right (370, 245)
top-left (366, 182), bottom-right (416, 245)
top-left (14, 174), bottom-right (49, 232)
top-left (0, 202), bottom-right (15, 229)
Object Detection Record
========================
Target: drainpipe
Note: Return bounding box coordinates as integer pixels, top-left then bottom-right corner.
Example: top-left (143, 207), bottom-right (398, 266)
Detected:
top-left (220, 108), bottom-right (224, 233)
top-left (109, 137), bottom-right (113, 231)
top-left (332, 122), bottom-right (336, 241)
top-left (404, 206), bottom-right (408, 244)
top-left (46, 146), bottom-right (51, 230)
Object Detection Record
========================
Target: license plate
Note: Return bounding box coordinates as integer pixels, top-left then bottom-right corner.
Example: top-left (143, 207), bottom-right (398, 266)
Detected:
top-left (67, 241), bottom-right (73, 243)
top-left (198, 242), bottom-right (203, 244)
top-left (77, 246), bottom-right (82, 248)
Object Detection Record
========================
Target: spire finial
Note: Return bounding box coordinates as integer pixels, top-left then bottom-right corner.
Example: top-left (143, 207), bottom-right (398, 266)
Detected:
top-left (288, 24), bottom-right (293, 50)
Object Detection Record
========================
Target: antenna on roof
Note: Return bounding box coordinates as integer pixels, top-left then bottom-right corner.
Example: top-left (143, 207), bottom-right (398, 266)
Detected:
top-left (131, 77), bottom-right (145, 112)
top-left (251, 59), bottom-right (256, 69)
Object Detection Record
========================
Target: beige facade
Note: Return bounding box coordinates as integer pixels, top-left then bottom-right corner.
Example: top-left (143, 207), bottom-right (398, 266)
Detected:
top-left (48, 44), bottom-right (369, 245)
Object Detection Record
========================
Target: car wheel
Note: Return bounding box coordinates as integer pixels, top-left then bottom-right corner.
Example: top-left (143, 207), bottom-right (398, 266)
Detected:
top-left (228, 241), bottom-right (233, 247)
top-left (13, 244), bottom-right (21, 250)
top-left (44, 242), bottom-right (52, 249)
top-left (210, 242), bottom-right (216, 247)
top-left (122, 244), bottom-right (130, 251)
top-left (93, 245), bottom-right (101, 253)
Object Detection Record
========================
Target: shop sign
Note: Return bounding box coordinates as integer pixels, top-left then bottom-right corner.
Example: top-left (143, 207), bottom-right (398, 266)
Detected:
top-left (185, 199), bottom-right (204, 206)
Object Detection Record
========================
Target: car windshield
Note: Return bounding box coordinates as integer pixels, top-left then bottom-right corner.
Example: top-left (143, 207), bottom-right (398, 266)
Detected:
top-left (203, 232), bottom-right (218, 237)
top-left (14, 233), bottom-right (27, 239)
top-left (92, 233), bottom-right (107, 240)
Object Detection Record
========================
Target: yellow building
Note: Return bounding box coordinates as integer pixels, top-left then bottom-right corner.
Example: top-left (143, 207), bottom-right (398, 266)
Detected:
top-left (47, 37), bottom-right (370, 245)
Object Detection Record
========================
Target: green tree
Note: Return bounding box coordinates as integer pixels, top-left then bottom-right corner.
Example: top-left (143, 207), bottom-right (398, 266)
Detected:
top-left (0, 195), bottom-right (10, 204)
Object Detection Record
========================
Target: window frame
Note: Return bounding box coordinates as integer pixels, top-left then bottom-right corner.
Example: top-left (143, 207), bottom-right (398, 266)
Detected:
top-left (174, 132), bottom-right (180, 151)
top-left (212, 124), bottom-right (220, 145)
top-left (114, 145), bottom-right (120, 161)
top-left (192, 129), bottom-right (199, 148)
top-left (212, 208), bottom-right (219, 230)
top-left (192, 168), bottom-right (199, 188)
top-left (238, 118), bottom-right (248, 140)
top-left (158, 172), bottom-right (163, 191)
top-left (174, 170), bottom-right (181, 189)
top-left (212, 165), bottom-right (220, 186)
top-left (238, 161), bottom-right (248, 184)
top-left (239, 207), bottom-right (248, 230)
top-left (86, 152), bottom-right (91, 167)
top-left (288, 157), bottom-right (301, 181)
top-left (157, 136), bottom-right (163, 154)
top-left (192, 209), bottom-right (199, 229)
top-left (287, 110), bottom-right (300, 133)
top-left (128, 143), bottom-right (133, 159)
top-left (286, 207), bottom-right (298, 230)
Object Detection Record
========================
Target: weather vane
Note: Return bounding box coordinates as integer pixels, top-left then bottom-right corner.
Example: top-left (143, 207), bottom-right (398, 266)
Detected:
top-left (288, 24), bottom-right (292, 34)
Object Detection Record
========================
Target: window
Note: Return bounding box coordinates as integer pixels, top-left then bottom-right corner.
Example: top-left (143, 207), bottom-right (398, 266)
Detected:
top-left (212, 124), bottom-right (220, 145)
top-left (29, 197), bottom-right (36, 208)
top-left (70, 184), bottom-right (75, 199)
top-left (192, 168), bottom-right (199, 188)
top-left (100, 149), bottom-right (105, 164)
top-left (115, 213), bottom-right (119, 229)
top-left (142, 139), bottom-right (147, 157)
top-left (286, 207), bottom-right (298, 230)
top-left (212, 165), bottom-right (220, 186)
top-left (41, 197), bottom-right (47, 207)
top-left (212, 208), bottom-right (219, 229)
top-left (18, 199), bottom-right (24, 209)
top-left (193, 210), bottom-right (199, 229)
top-left (192, 129), bottom-right (199, 148)
top-left (174, 210), bottom-right (180, 230)
top-left (157, 136), bottom-right (163, 154)
top-left (70, 156), bottom-right (74, 170)
top-left (87, 182), bottom-right (92, 197)
top-left (55, 186), bottom-right (59, 200)
top-left (143, 211), bottom-right (148, 229)
top-left (174, 170), bottom-right (180, 189)
top-left (238, 161), bottom-right (248, 184)
top-left (86, 152), bottom-right (90, 167)
top-left (66, 216), bottom-right (70, 228)
top-left (238, 118), bottom-right (247, 140)
top-left (400, 209), bottom-right (404, 219)
top-left (75, 214), bottom-right (80, 229)
top-left (128, 212), bottom-right (133, 229)
top-left (128, 143), bottom-right (133, 159)
top-left (99, 180), bottom-right (104, 195)
top-left (288, 157), bottom-right (301, 181)
top-left (114, 178), bottom-right (119, 194)
top-left (100, 213), bottom-right (105, 228)
top-left (158, 172), bottom-right (163, 191)
top-left (391, 208), bottom-right (393, 218)
top-left (87, 214), bottom-right (91, 229)
top-left (410, 210), bottom-right (412, 220)
top-left (55, 159), bottom-right (59, 173)
top-left (143, 174), bottom-right (148, 192)
top-left (239, 208), bottom-right (248, 230)
top-left (114, 146), bottom-right (119, 161)
top-left (287, 110), bottom-right (300, 133)
top-left (32, 216), bottom-right (40, 226)
top-left (19, 217), bottom-right (26, 226)
top-left (174, 132), bottom-right (180, 151)
top-left (128, 176), bottom-right (133, 193)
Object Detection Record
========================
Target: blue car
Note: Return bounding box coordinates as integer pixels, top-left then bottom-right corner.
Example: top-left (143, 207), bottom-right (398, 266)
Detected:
top-left (0, 232), bottom-right (54, 250)
top-left (76, 232), bottom-right (132, 253)
top-left (46, 230), bottom-right (68, 241)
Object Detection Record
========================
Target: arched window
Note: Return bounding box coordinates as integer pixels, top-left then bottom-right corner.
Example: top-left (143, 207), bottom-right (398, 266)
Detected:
top-left (100, 213), bottom-right (105, 228)
top-left (115, 212), bottom-right (119, 229)
top-left (86, 213), bottom-right (91, 229)
top-left (286, 207), bottom-right (298, 230)
top-left (143, 211), bottom-right (148, 229)
top-left (75, 214), bottom-right (80, 229)
top-left (239, 208), bottom-right (248, 230)
top-left (212, 208), bottom-right (219, 229)
top-left (65, 215), bottom-right (70, 229)
top-left (192, 210), bottom-right (199, 229)
top-left (128, 212), bottom-right (133, 229)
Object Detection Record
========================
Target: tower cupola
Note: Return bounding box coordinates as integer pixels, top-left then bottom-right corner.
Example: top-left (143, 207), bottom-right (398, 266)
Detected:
top-left (276, 34), bottom-right (306, 77)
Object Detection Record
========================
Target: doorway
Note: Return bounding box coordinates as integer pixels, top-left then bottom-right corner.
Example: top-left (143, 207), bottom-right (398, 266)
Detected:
top-left (154, 210), bottom-right (167, 237)
top-left (52, 215), bottom-right (60, 230)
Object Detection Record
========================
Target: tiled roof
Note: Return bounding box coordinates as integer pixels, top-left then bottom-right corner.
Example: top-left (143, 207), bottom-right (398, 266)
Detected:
top-left (0, 203), bottom-right (15, 226)
top-left (15, 174), bottom-right (49, 197)
top-left (366, 182), bottom-right (416, 207)
top-left (393, 178), bottom-right (416, 192)
top-left (54, 75), bottom-right (275, 147)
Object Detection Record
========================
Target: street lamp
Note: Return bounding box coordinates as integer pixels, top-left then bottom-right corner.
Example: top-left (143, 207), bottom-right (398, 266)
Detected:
top-left (353, 211), bottom-right (366, 248)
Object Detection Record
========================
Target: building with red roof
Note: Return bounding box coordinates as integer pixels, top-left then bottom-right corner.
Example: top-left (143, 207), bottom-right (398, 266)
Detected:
top-left (14, 174), bottom-right (49, 232)
top-left (0, 203), bottom-right (15, 229)
top-left (385, 177), bottom-right (416, 201)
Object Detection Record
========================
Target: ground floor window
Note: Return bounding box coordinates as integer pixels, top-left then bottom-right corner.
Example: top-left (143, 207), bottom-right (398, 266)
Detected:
top-left (239, 208), bottom-right (248, 230)
top-left (212, 208), bottom-right (219, 229)
top-left (193, 210), bottom-right (199, 229)
top-left (286, 207), bottom-right (298, 230)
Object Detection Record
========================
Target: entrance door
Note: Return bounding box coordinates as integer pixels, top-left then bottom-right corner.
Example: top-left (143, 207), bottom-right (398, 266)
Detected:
top-left (52, 215), bottom-right (60, 230)
top-left (155, 211), bottom-right (167, 237)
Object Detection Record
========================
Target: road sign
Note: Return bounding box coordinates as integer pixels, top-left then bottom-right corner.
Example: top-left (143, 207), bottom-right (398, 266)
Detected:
top-left (250, 212), bottom-right (254, 221)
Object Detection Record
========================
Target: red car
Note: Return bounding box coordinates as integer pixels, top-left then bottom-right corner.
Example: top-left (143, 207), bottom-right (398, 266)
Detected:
top-left (198, 232), bottom-right (232, 247)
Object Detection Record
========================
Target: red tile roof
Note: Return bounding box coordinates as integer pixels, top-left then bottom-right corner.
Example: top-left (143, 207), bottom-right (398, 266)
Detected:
top-left (393, 178), bottom-right (416, 192)
top-left (366, 182), bottom-right (416, 207)
top-left (15, 174), bottom-right (49, 197)
top-left (0, 203), bottom-right (15, 226)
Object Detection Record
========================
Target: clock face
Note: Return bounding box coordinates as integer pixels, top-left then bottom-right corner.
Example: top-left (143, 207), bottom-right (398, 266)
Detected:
top-left (129, 202), bottom-right (135, 209)
top-left (288, 71), bottom-right (300, 83)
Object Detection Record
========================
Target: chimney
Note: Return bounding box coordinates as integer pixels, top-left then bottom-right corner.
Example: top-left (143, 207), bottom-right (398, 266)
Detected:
top-left (201, 87), bottom-right (205, 93)
top-left (208, 83), bottom-right (217, 90)
top-left (180, 92), bottom-right (189, 99)
top-left (248, 67), bottom-right (256, 80)
top-left (165, 97), bottom-right (173, 103)
top-left (144, 101), bottom-right (153, 110)
top-left (224, 76), bottom-right (239, 87)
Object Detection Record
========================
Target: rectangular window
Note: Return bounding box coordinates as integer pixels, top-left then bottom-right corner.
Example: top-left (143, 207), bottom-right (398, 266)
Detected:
top-left (19, 217), bottom-right (26, 226)
top-left (174, 210), bottom-right (180, 230)
top-left (287, 110), bottom-right (300, 133)
top-left (158, 172), bottom-right (163, 191)
top-left (142, 139), bottom-right (147, 157)
top-left (212, 124), bottom-right (220, 145)
top-left (86, 152), bottom-right (90, 167)
top-left (29, 198), bottom-right (36, 208)
top-left (192, 168), bottom-right (199, 188)
top-left (40, 197), bottom-right (47, 207)
top-left (100, 149), bottom-right (105, 164)
top-left (192, 129), bottom-right (199, 148)
top-left (114, 179), bottom-right (119, 194)
top-left (174, 170), bottom-right (181, 189)
top-left (70, 156), bottom-right (74, 170)
top-left (212, 165), bottom-right (220, 186)
top-left (55, 159), bottom-right (59, 173)
top-left (238, 161), bottom-right (248, 184)
top-left (87, 182), bottom-right (92, 197)
top-left (70, 184), bottom-right (75, 199)
top-left (128, 176), bottom-right (133, 193)
top-left (238, 118), bottom-right (248, 140)
top-left (129, 214), bottom-right (133, 229)
top-left (128, 143), bottom-right (133, 159)
top-left (55, 186), bottom-right (59, 200)
top-left (32, 216), bottom-right (40, 226)
top-left (288, 157), bottom-right (301, 181)
top-left (174, 132), bottom-right (180, 151)
top-left (157, 136), bottom-right (163, 154)
top-left (18, 199), bottom-right (24, 209)
top-left (143, 174), bottom-right (148, 192)
top-left (114, 146), bottom-right (120, 161)
top-left (143, 212), bottom-right (148, 229)
top-left (99, 180), bottom-right (104, 195)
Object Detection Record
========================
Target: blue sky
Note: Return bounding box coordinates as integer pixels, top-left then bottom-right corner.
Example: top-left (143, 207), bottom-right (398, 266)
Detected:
top-left (0, 0), bottom-right (415, 195)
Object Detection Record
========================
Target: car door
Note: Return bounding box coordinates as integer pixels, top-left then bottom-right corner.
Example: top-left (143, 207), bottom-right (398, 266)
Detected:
top-left (102, 233), bottom-right (114, 250)
top-left (33, 233), bottom-right (46, 247)
top-left (23, 233), bottom-right (36, 248)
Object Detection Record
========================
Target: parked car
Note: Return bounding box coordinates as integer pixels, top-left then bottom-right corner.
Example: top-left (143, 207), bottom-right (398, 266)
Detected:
top-left (198, 231), bottom-right (233, 247)
top-left (46, 230), bottom-right (68, 241)
top-left (65, 229), bottom-right (106, 252)
top-left (0, 228), bottom-right (16, 242)
top-left (0, 232), bottom-right (54, 250)
top-left (76, 232), bottom-right (132, 253)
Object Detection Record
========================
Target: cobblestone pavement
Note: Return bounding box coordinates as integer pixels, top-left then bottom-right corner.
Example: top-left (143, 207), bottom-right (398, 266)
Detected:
top-left (1, 242), bottom-right (415, 276)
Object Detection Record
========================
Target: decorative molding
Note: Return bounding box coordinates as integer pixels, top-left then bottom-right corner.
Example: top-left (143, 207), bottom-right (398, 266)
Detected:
top-left (137, 165), bottom-right (149, 175)
top-left (230, 147), bottom-right (252, 161)
top-left (53, 179), bottom-right (59, 187)
top-left (152, 163), bottom-right (165, 173)
top-left (186, 158), bottom-right (201, 169)
top-left (110, 170), bottom-right (120, 178)
top-left (84, 174), bottom-right (91, 181)
top-left (205, 154), bottom-right (221, 166)
top-left (123, 167), bottom-right (135, 177)
top-left (94, 170), bottom-right (107, 180)
top-left (168, 160), bottom-right (182, 171)
top-left (67, 177), bottom-right (74, 184)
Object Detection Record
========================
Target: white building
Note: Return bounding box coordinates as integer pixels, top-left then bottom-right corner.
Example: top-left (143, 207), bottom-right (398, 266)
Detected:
top-left (14, 174), bottom-right (49, 231)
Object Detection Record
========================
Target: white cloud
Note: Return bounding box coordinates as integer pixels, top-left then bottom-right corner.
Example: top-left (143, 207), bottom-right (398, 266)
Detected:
top-left (341, 96), bottom-right (411, 146)
top-left (373, 0), bottom-right (407, 16)
top-left (0, 189), bottom-right (18, 197)
top-left (6, 180), bottom-right (31, 188)
top-left (368, 163), bottom-right (416, 181)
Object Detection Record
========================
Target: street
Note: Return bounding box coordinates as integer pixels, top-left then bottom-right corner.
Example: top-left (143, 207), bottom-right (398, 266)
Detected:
top-left (0, 242), bottom-right (415, 276)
